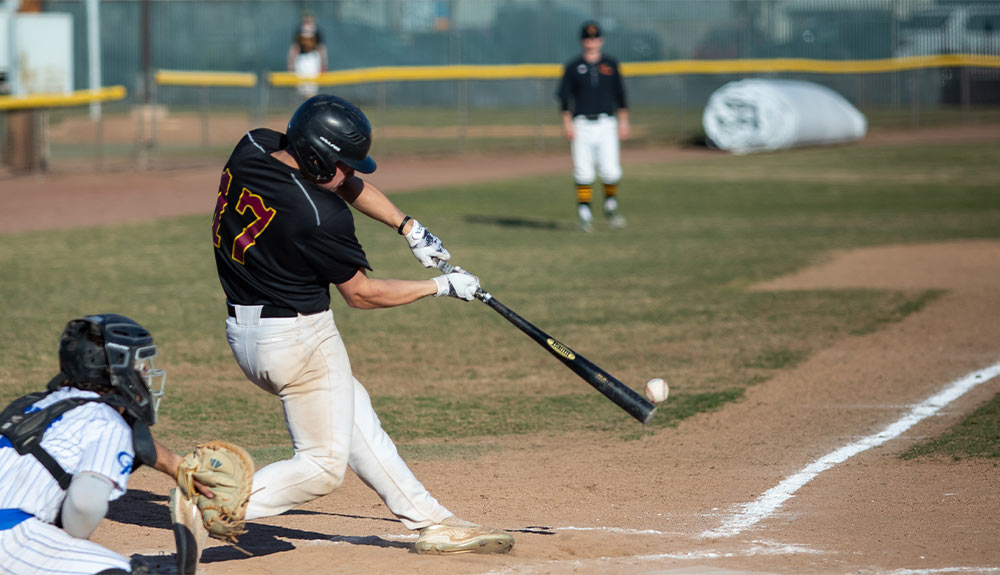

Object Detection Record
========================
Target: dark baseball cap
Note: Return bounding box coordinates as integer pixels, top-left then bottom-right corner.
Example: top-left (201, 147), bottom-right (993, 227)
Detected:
top-left (581, 21), bottom-right (602, 39)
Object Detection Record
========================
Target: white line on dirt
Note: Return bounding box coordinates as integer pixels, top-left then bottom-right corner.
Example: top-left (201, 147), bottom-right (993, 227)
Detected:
top-left (702, 361), bottom-right (1000, 539)
top-left (476, 540), bottom-right (823, 575)
top-left (634, 539), bottom-right (825, 560)
top-left (877, 569), bottom-right (1000, 575)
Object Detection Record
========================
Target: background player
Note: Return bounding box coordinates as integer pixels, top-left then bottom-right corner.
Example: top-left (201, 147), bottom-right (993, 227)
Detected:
top-left (211, 94), bottom-right (514, 555)
top-left (0, 314), bottom-right (211, 575)
top-left (557, 20), bottom-right (630, 232)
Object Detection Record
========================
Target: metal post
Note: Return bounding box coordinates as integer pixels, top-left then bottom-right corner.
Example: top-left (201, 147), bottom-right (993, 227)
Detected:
top-left (86, 0), bottom-right (101, 120)
top-left (38, 109), bottom-right (47, 171)
top-left (95, 103), bottom-right (103, 170)
top-left (5, 0), bottom-right (22, 96)
top-left (141, 0), bottom-right (153, 168)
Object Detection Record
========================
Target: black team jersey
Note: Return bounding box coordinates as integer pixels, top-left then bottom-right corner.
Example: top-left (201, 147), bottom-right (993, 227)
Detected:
top-left (212, 128), bottom-right (371, 315)
top-left (556, 55), bottom-right (627, 117)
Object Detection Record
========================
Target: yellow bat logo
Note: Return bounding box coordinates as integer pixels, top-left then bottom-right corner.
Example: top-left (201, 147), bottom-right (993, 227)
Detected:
top-left (546, 338), bottom-right (576, 360)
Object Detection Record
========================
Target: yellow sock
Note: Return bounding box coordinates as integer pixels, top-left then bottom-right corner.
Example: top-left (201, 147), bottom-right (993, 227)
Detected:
top-left (576, 184), bottom-right (592, 204)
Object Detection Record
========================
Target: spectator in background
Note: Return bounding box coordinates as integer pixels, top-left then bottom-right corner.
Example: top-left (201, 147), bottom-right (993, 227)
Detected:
top-left (288, 13), bottom-right (328, 99)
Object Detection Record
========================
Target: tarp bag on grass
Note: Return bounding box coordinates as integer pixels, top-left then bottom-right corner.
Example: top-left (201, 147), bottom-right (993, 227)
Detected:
top-left (702, 79), bottom-right (867, 154)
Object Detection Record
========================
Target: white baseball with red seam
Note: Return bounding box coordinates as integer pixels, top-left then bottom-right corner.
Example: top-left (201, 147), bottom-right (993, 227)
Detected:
top-left (644, 378), bottom-right (669, 403)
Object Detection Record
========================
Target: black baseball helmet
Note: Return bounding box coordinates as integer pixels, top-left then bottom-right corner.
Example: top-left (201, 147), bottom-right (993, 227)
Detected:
top-left (286, 94), bottom-right (377, 183)
top-left (56, 314), bottom-right (165, 426)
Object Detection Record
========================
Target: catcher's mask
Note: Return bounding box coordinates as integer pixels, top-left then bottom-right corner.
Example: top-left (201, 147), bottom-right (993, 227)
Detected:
top-left (286, 94), bottom-right (377, 183)
top-left (55, 314), bottom-right (165, 426)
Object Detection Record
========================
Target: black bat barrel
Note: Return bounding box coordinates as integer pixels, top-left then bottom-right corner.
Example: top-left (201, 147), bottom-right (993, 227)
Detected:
top-left (483, 294), bottom-right (657, 424)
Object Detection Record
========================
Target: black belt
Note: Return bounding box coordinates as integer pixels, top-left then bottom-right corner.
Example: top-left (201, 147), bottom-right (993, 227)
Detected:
top-left (578, 114), bottom-right (604, 121)
top-left (227, 304), bottom-right (298, 318)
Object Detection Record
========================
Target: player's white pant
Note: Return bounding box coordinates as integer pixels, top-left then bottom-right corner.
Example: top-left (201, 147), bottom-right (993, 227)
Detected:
top-left (571, 114), bottom-right (622, 185)
top-left (225, 307), bottom-right (454, 530)
top-left (0, 517), bottom-right (130, 574)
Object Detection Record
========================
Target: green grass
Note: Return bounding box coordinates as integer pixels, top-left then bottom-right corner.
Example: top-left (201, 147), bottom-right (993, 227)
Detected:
top-left (902, 393), bottom-right (1000, 460)
top-left (2, 138), bottom-right (999, 464)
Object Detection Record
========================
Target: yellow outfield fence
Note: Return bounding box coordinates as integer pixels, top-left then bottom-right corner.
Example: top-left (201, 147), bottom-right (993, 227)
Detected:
top-left (267, 54), bottom-right (1000, 87)
top-left (269, 63), bottom-right (560, 87)
top-left (0, 86), bottom-right (127, 111)
top-left (154, 70), bottom-right (258, 88)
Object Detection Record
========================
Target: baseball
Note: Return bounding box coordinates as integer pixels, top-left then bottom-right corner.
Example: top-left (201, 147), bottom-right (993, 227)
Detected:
top-left (644, 378), bottom-right (669, 403)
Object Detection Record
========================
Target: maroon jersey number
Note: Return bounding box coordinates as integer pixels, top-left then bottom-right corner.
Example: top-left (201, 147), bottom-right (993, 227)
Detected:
top-left (213, 169), bottom-right (277, 265)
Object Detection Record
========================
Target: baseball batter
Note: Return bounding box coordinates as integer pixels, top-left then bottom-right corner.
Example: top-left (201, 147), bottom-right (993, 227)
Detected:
top-left (557, 20), bottom-right (630, 232)
top-left (211, 94), bottom-right (513, 555)
top-left (0, 314), bottom-right (207, 575)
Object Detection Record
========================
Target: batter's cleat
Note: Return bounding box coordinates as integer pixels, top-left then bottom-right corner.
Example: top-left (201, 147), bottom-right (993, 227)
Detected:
top-left (413, 516), bottom-right (514, 555)
top-left (577, 217), bottom-right (594, 233)
top-left (170, 487), bottom-right (208, 575)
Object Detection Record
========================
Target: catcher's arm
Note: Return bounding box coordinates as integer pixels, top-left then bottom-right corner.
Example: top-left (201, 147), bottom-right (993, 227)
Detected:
top-left (152, 439), bottom-right (214, 498)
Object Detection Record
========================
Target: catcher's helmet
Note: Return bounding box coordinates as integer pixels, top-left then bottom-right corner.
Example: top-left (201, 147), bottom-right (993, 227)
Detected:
top-left (286, 94), bottom-right (377, 183)
top-left (56, 314), bottom-right (165, 426)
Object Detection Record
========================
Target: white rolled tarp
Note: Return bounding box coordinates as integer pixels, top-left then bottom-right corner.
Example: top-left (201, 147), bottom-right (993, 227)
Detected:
top-left (702, 79), bottom-right (867, 154)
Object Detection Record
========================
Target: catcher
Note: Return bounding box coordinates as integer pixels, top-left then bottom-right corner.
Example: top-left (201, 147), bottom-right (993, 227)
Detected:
top-left (0, 314), bottom-right (252, 575)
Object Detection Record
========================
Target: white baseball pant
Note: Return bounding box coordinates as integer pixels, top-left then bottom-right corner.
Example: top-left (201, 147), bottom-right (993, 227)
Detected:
top-left (225, 306), bottom-right (454, 530)
top-left (0, 517), bottom-right (130, 574)
top-left (571, 114), bottom-right (622, 185)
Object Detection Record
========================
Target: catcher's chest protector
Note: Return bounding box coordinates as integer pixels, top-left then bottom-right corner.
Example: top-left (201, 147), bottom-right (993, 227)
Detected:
top-left (0, 392), bottom-right (157, 489)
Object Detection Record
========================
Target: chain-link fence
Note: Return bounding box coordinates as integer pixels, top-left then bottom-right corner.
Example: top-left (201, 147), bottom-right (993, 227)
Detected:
top-left (7, 0), bottom-right (1000, 171)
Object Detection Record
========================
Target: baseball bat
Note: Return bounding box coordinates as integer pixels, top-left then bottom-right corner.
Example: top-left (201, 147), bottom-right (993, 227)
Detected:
top-left (437, 261), bottom-right (656, 424)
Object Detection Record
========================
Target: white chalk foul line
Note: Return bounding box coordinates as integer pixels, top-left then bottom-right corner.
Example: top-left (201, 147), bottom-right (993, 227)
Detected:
top-left (702, 360), bottom-right (1000, 539)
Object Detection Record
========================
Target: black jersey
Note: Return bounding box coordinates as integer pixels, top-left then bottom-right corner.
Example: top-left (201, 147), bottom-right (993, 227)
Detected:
top-left (556, 55), bottom-right (627, 117)
top-left (212, 128), bottom-right (371, 315)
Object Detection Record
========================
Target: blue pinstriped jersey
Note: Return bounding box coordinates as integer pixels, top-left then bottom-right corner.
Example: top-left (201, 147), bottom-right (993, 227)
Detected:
top-left (0, 388), bottom-right (134, 523)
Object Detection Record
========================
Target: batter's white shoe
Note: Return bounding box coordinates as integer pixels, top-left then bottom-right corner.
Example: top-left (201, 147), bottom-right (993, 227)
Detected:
top-left (170, 487), bottom-right (208, 575)
top-left (413, 516), bottom-right (514, 555)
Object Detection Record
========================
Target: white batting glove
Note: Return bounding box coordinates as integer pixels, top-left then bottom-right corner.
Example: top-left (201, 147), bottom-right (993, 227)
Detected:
top-left (405, 219), bottom-right (450, 268)
top-left (432, 269), bottom-right (480, 301)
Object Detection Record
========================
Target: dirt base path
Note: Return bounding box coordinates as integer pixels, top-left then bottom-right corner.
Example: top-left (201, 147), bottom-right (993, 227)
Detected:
top-left (5, 126), bottom-right (998, 574)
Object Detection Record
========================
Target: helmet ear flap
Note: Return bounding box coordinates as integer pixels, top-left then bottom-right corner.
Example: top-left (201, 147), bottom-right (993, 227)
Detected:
top-left (58, 319), bottom-right (107, 387)
top-left (291, 146), bottom-right (335, 183)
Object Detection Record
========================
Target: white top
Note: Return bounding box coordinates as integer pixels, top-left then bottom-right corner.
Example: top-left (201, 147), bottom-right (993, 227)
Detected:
top-left (0, 387), bottom-right (134, 523)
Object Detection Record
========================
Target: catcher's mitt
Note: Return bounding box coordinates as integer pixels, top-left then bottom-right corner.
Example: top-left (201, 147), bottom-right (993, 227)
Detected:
top-left (176, 440), bottom-right (255, 543)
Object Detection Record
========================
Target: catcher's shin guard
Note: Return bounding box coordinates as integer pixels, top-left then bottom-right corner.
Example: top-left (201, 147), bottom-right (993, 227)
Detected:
top-left (170, 487), bottom-right (208, 575)
top-left (94, 557), bottom-right (160, 574)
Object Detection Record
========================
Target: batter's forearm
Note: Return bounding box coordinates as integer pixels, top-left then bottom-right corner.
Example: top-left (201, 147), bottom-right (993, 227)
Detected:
top-left (339, 276), bottom-right (437, 309)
